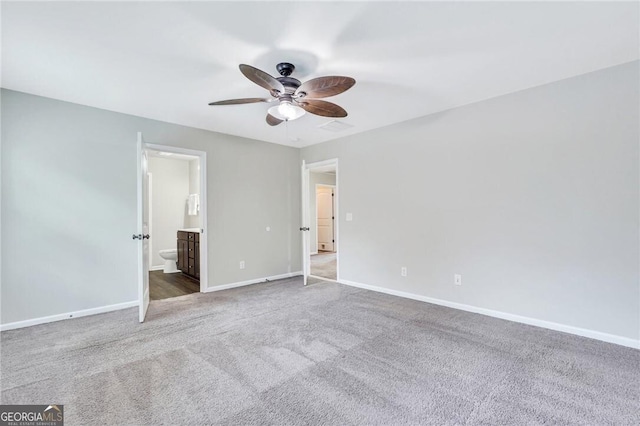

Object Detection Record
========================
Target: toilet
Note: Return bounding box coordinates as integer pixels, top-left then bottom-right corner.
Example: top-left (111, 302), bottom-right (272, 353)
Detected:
top-left (158, 249), bottom-right (179, 273)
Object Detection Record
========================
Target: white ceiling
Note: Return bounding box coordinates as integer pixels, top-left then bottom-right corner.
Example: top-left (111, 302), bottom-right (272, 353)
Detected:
top-left (2, 2), bottom-right (638, 148)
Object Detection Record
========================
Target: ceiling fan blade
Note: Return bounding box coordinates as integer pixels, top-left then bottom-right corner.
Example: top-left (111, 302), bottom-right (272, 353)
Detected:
top-left (208, 98), bottom-right (269, 106)
top-left (266, 113), bottom-right (284, 126)
top-left (297, 99), bottom-right (348, 118)
top-left (239, 64), bottom-right (285, 94)
top-left (296, 76), bottom-right (355, 99)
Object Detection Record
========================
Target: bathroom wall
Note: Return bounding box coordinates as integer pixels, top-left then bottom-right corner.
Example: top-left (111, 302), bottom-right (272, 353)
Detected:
top-left (186, 159), bottom-right (200, 229)
top-left (148, 156), bottom-right (190, 269)
top-left (309, 172), bottom-right (336, 254)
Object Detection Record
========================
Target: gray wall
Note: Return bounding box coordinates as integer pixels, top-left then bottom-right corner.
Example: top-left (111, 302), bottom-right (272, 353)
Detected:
top-left (1, 89), bottom-right (301, 325)
top-left (309, 172), bottom-right (336, 253)
top-left (301, 62), bottom-right (640, 340)
top-left (186, 159), bottom-right (201, 229)
top-left (148, 156), bottom-right (190, 268)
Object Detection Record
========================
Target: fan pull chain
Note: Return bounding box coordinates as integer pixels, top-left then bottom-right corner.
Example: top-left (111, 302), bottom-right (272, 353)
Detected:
top-left (285, 119), bottom-right (289, 143)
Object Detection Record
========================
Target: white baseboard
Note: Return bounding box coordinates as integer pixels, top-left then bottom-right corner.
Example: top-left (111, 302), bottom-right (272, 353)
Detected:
top-left (204, 271), bottom-right (303, 293)
top-left (339, 279), bottom-right (639, 350)
top-left (150, 265), bottom-right (181, 273)
top-left (310, 251), bottom-right (318, 256)
top-left (0, 300), bottom-right (139, 332)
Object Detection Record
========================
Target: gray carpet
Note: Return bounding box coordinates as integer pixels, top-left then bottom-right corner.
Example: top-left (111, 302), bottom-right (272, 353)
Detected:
top-left (1, 277), bottom-right (638, 425)
top-left (311, 252), bottom-right (337, 280)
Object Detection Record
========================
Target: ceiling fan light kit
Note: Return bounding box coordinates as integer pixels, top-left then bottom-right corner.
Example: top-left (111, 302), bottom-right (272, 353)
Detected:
top-left (209, 62), bottom-right (355, 126)
top-left (268, 101), bottom-right (306, 121)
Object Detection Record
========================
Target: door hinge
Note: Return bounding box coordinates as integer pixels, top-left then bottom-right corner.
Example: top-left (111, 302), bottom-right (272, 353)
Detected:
top-left (332, 239), bottom-right (335, 243)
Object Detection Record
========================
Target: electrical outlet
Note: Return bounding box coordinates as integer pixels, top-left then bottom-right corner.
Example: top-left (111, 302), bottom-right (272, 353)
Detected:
top-left (239, 261), bottom-right (245, 270)
top-left (454, 274), bottom-right (462, 285)
top-left (401, 267), bottom-right (407, 277)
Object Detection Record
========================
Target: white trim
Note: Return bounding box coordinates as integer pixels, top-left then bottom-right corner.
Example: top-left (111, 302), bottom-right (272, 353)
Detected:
top-left (305, 158), bottom-right (339, 169)
top-left (148, 172), bottom-right (153, 268)
top-left (149, 265), bottom-right (180, 273)
top-left (199, 153), bottom-right (208, 293)
top-left (339, 279), bottom-right (640, 349)
top-left (301, 160), bottom-right (309, 285)
top-left (145, 144), bottom-right (206, 158)
top-left (144, 143), bottom-right (208, 295)
top-left (309, 274), bottom-right (339, 284)
top-left (0, 301), bottom-right (138, 332)
top-left (310, 251), bottom-right (318, 256)
top-left (203, 271), bottom-right (302, 293)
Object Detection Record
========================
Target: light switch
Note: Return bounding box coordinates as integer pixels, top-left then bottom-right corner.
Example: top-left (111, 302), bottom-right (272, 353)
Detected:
top-left (346, 213), bottom-right (353, 221)
top-left (454, 274), bottom-right (462, 286)
top-left (266, 226), bottom-right (271, 232)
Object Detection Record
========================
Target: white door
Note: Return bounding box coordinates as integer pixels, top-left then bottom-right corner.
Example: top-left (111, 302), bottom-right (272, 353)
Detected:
top-left (316, 186), bottom-right (334, 252)
top-left (137, 132), bottom-right (150, 322)
top-left (301, 161), bottom-right (310, 285)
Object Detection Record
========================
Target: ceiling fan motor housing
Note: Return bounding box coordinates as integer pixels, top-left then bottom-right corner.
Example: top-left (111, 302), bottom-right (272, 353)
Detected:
top-left (276, 62), bottom-right (295, 76)
top-left (275, 63), bottom-right (301, 94)
top-left (277, 76), bottom-right (301, 94)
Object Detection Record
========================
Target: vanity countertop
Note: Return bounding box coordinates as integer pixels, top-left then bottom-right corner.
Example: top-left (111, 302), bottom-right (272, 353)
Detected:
top-left (178, 228), bottom-right (201, 233)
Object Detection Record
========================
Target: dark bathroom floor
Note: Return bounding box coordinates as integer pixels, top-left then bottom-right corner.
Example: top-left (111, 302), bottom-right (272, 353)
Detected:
top-left (149, 270), bottom-right (199, 300)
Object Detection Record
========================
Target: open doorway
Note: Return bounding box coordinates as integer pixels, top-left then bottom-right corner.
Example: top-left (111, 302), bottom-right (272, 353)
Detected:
top-left (302, 159), bottom-right (339, 284)
top-left (137, 135), bottom-right (208, 322)
top-left (311, 182), bottom-right (337, 280)
top-left (146, 149), bottom-right (202, 300)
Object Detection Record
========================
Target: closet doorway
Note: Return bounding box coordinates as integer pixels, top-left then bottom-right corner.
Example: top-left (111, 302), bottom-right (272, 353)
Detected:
top-left (313, 184), bottom-right (336, 279)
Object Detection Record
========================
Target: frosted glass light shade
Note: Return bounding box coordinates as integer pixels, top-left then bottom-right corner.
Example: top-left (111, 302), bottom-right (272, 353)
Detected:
top-left (268, 101), bottom-right (306, 121)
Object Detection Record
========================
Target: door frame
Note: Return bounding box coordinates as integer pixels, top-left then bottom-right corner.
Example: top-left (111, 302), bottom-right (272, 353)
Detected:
top-left (315, 184), bottom-right (336, 254)
top-left (143, 142), bottom-right (209, 294)
top-left (302, 159), bottom-right (340, 283)
top-left (147, 172), bottom-right (153, 268)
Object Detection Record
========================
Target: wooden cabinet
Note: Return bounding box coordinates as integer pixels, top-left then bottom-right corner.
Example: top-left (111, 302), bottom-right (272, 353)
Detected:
top-left (177, 238), bottom-right (188, 271)
top-left (177, 231), bottom-right (200, 280)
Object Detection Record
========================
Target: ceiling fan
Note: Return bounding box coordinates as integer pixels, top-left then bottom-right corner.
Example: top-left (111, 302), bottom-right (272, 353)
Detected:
top-left (208, 62), bottom-right (355, 126)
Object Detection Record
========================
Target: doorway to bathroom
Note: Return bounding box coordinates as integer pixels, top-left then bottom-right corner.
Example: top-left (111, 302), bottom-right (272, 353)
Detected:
top-left (137, 138), bottom-right (208, 321)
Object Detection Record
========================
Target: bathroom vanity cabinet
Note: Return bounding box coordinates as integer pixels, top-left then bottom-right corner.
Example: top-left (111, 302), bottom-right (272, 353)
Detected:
top-left (177, 231), bottom-right (200, 280)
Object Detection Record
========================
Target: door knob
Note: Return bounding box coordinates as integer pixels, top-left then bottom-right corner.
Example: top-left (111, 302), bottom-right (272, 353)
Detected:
top-left (299, 227), bottom-right (310, 231)
top-left (143, 234), bottom-right (150, 239)
top-left (132, 234), bottom-right (142, 240)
